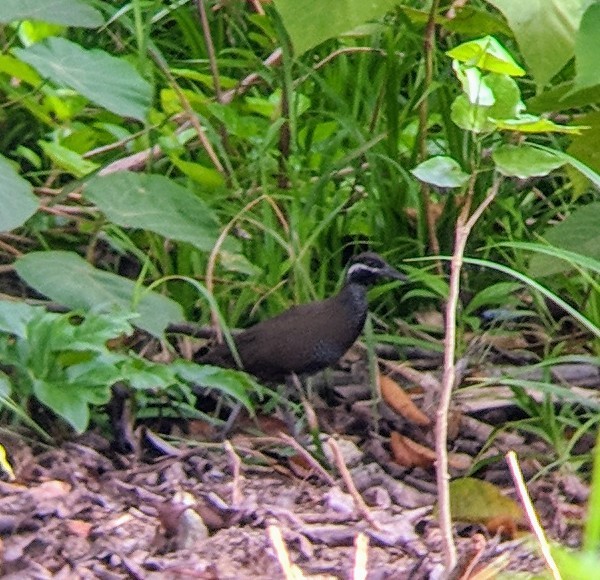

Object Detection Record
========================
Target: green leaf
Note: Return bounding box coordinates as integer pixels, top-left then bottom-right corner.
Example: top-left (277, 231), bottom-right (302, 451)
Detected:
top-left (273, 0), bottom-right (399, 55)
top-left (521, 204), bottom-right (600, 277)
top-left (33, 377), bottom-right (110, 433)
top-left (39, 141), bottom-right (99, 178)
top-left (567, 111), bottom-right (600, 194)
top-left (463, 282), bottom-right (523, 316)
top-left (14, 251), bottom-right (184, 337)
top-left (449, 74), bottom-right (523, 134)
top-left (493, 115), bottom-right (587, 134)
top-left (446, 35), bottom-right (525, 76)
top-left (0, 154), bottom-right (38, 232)
top-left (573, 3), bottom-right (600, 93)
top-left (493, 144), bottom-right (565, 178)
top-left (50, 311), bottom-right (135, 353)
top-left (173, 360), bottom-right (259, 413)
top-left (118, 356), bottom-right (177, 390)
top-left (411, 156), bottom-right (470, 188)
top-left (0, 300), bottom-right (37, 338)
top-left (446, 477), bottom-right (524, 526)
top-left (458, 256), bottom-right (600, 340)
top-left (0, 54), bottom-right (41, 85)
top-left (84, 172), bottom-right (225, 253)
top-left (169, 157), bottom-right (226, 189)
top-left (0, 0), bottom-right (103, 27)
top-left (452, 62), bottom-right (495, 106)
top-left (485, 0), bottom-right (586, 87)
top-left (15, 37), bottom-right (151, 121)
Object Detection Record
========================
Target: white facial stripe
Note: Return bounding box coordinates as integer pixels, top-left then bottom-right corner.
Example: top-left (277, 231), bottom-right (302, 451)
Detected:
top-left (347, 263), bottom-right (382, 278)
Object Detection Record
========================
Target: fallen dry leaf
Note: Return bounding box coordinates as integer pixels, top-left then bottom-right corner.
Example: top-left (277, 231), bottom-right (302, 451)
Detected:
top-left (390, 432), bottom-right (435, 468)
top-left (390, 432), bottom-right (471, 471)
top-left (380, 374), bottom-right (431, 427)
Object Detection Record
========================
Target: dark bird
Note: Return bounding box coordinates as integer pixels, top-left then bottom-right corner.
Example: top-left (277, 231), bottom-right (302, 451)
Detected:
top-left (196, 252), bottom-right (406, 383)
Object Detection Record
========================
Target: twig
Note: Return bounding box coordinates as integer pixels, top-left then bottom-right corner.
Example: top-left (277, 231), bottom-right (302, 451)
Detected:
top-left (278, 432), bottom-right (336, 486)
top-left (224, 440), bottom-right (242, 506)
top-left (506, 451), bottom-right (562, 580)
top-left (327, 438), bottom-right (381, 530)
top-left (268, 525), bottom-right (305, 580)
top-left (151, 51), bottom-right (226, 176)
top-left (196, 0), bottom-right (223, 102)
top-left (205, 195), bottom-right (288, 341)
top-left (435, 177), bottom-right (501, 572)
top-left (353, 532), bottom-right (369, 580)
top-left (417, 0), bottom-right (442, 267)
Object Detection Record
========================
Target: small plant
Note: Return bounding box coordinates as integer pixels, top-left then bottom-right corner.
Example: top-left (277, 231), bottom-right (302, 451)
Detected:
top-left (0, 301), bottom-right (259, 435)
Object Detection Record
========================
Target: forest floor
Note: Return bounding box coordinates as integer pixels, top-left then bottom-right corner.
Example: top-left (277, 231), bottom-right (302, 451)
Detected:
top-left (1, 346), bottom-right (597, 579)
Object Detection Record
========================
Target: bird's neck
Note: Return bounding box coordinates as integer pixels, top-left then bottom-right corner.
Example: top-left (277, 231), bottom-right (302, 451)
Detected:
top-left (338, 282), bottom-right (369, 331)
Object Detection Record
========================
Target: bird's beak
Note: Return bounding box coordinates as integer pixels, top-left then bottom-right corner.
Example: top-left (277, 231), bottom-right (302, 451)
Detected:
top-left (382, 264), bottom-right (408, 282)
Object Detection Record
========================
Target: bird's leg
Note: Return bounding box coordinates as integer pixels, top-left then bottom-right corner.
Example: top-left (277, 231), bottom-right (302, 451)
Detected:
top-left (285, 373), bottom-right (326, 460)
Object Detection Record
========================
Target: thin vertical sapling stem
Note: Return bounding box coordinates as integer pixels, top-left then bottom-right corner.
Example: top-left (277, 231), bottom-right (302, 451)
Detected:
top-left (435, 176), bottom-right (501, 572)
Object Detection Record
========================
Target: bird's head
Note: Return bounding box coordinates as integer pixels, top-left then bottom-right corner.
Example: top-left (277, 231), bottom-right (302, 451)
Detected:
top-left (345, 252), bottom-right (407, 286)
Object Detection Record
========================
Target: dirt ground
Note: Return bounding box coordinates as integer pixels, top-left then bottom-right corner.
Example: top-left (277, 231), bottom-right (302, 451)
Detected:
top-left (1, 353), bottom-right (597, 579)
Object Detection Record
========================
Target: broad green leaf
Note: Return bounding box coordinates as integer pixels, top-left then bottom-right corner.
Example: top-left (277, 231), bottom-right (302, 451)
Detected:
top-left (33, 377), bottom-right (110, 433)
top-left (15, 37), bottom-right (151, 121)
top-left (411, 156), bottom-right (470, 188)
top-left (525, 203), bottom-right (600, 277)
top-left (0, 154), bottom-right (38, 232)
top-left (401, 5), bottom-right (512, 36)
top-left (485, 0), bottom-right (587, 86)
top-left (446, 477), bottom-right (524, 527)
top-left (446, 35), bottom-right (525, 76)
top-left (83, 172), bottom-right (223, 252)
top-left (492, 144), bottom-right (565, 178)
top-left (0, 0), bottom-right (103, 27)
top-left (118, 357), bottom-right (177, 390)
top-left (0, 300), bottom-right (37, 339)
top-left (567, 111), bottom-right (600, 195)
top-left (451, 94), bottom-right (495, 133)
top-left (273, 0), bottom-right (399, 55)
top-left (502, 242), bottom-right (600, 277)
top-left (493, 115), bottom-right (587, 134)
top-left (532, 143), bottom-right (600, 190)
top-left (484, 74), bottom-right (524, 119)
top-left (39, 141), bottom-right (99, 178)
top-left (14, 251), bottom-right (184, 337)
top-left (528, 82), bottom-right (600, 114)
top-left (449, 74), bottom-right (523, 134)
top-left (172, 360), bottom-right (258, 413)
top-left (573, 3), bottom-right (600, 93)
top-left (50, 311), bottom-right (135, 353)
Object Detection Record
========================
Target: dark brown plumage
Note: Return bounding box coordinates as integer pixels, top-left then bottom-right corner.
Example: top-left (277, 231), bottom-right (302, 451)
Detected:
top-left (196, 252), bottom-right (406, 383)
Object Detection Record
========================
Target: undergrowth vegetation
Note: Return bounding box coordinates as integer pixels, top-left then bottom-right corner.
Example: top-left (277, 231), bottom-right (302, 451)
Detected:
top-left (0, 0), bottom-right (598, 475)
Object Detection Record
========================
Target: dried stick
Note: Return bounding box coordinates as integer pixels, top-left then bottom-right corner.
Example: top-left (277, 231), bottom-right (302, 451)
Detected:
top-left (417, 0), bottom-right (442, 267)
top-left (278, 432), bottom-right (336, 486)
top-left (224, 440), bottom-right (242, 506)
top-left (196, 0), bottom-right (223, 102)
top-left (268, 525), bottom-right (305, 580)
top-left (506, 451), bottom-right (562, 580)
top-left (327, 438), bottom-right (381, 530)
top-left (436, 178), bottom-right (501, 571)
top-left (353, 532), bottom-right (369, 580)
